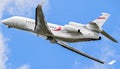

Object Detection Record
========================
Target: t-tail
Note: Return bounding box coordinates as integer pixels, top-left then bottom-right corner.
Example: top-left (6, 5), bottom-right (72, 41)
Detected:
top-left (87, 13), bottom-right (118, 43)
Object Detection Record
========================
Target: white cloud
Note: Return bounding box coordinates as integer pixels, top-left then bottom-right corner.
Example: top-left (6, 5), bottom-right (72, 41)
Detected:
top-left (17, 64), bottom-right (30, 69)
top-left (0, 0), bottom-right (10, 19)
top-left (0, 32), bottom-right (30, 69)
top-left (7, 0), bottom-right (49, 17)
top-left (0, 0), bottom-right (11, 69)
top-left (0, 32), bottom-right (8, 69)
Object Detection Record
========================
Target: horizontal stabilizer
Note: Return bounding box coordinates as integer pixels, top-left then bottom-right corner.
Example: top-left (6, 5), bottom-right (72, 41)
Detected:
top-left (101, 30), bottom-right (118, 43)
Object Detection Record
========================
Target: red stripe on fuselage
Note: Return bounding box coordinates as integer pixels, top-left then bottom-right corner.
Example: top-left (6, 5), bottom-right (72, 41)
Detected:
top-left (54, 26), bottom-right (62, 31)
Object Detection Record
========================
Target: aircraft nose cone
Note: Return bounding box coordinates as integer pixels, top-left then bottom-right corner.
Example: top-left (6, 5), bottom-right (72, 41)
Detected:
top-left (1, 19), bottom-right (9, 25)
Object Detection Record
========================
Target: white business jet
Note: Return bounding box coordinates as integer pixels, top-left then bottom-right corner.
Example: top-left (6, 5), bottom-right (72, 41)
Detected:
top-left (1, 4), bottom-right (118, 64)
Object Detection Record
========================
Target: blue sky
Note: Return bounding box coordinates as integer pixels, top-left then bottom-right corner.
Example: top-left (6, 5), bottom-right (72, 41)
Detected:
top-left (0, 0), bottom-right (120, 69)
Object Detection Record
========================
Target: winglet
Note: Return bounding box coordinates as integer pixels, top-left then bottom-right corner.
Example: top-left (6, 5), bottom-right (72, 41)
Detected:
top-left (108, 60), bottom-right (116, 65)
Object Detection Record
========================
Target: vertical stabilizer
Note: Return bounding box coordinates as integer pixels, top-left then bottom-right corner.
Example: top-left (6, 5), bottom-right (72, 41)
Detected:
top-left (92, 13), bottom-right (110, 28)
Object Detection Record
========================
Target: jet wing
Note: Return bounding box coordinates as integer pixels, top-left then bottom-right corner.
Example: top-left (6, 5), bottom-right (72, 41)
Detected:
top-left (57, 41), bottom-right (104, 64)
top-left (34, 4), bottom-right (53, 36)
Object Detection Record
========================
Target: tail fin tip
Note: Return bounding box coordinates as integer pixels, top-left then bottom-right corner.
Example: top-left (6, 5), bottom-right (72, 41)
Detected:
top-left (92, 12), bottom-right (111, 28)
top-left (101, 12), bottom-right (110, 16)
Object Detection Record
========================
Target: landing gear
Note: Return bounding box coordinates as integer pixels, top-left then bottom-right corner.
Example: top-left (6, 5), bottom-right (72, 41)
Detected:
top-left (46, 36), bottom-right (53, 40)
top-left (50, 39), bottom-right (57, 43)
top-left (7, 26), bottom-right (11, 28)
top-left (46, 36), bottom-right (57, 44)
top-left (98, 36), bottom-right (101, 40)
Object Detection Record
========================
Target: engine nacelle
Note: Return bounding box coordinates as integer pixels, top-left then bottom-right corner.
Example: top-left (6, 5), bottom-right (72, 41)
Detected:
top-left (64, 25), bottom-right (81, 33)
